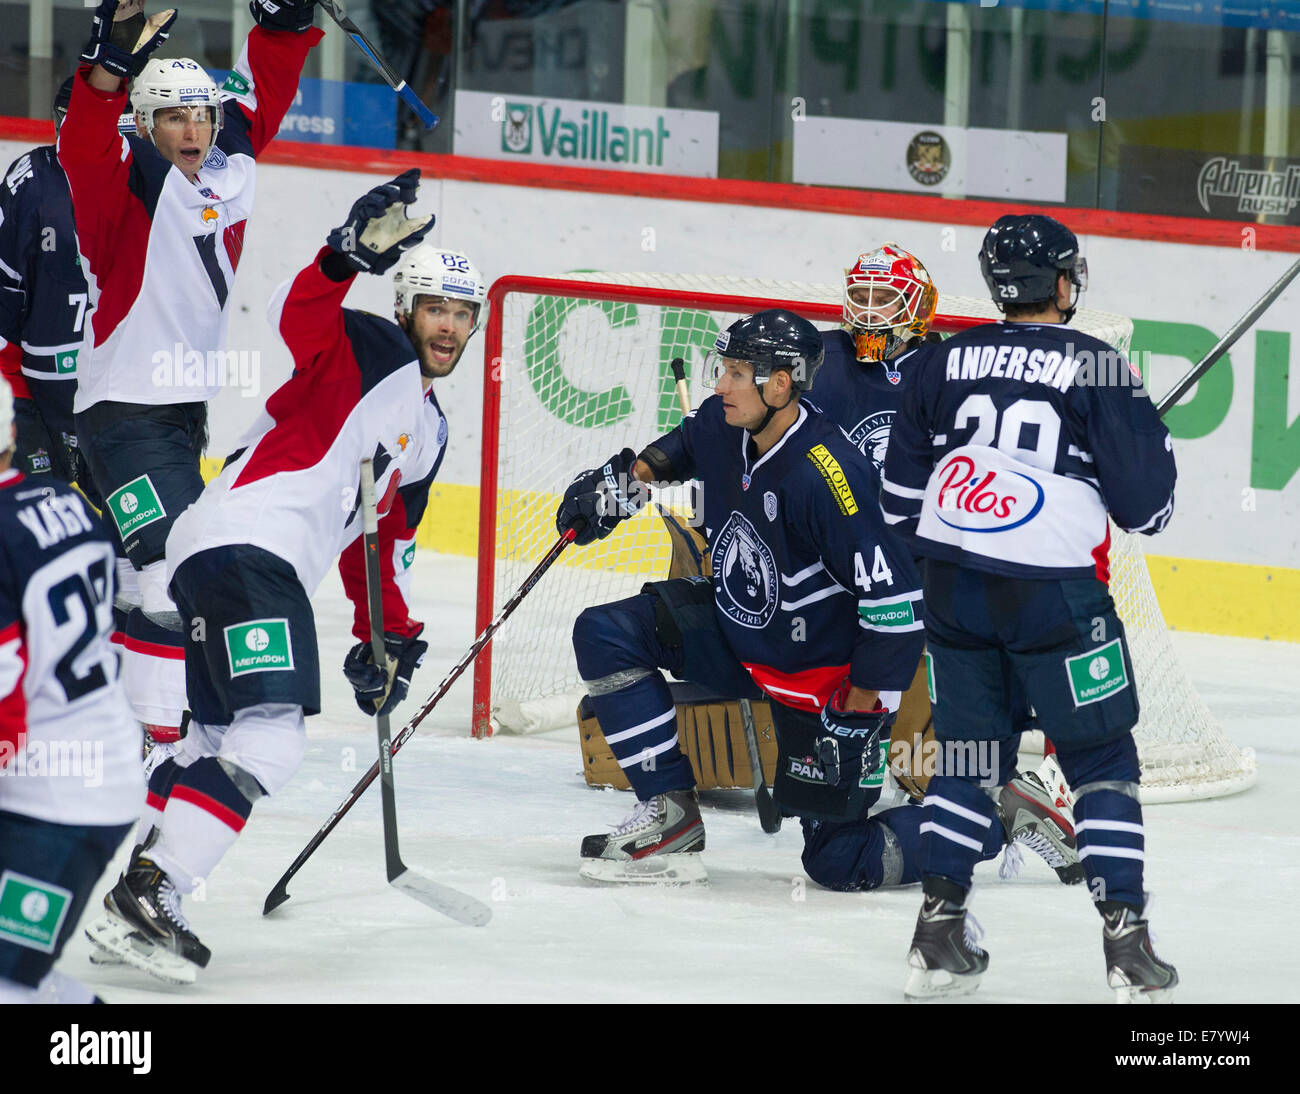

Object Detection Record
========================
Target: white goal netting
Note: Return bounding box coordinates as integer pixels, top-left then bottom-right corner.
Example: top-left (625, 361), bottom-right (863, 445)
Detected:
top-left (474, 273), bottom-right (1256, 804)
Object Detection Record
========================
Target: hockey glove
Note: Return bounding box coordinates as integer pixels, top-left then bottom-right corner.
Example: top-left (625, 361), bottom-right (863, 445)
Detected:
top-left (343, 629), bottom-right (429, 718)
top-left (81, 1), bottom-right (177, 81)
top-left (555, 448), bottom-right (647, 546)
top-left (249, 0), bottom-right (317, 34)
top-left (816, 682), bottom-right (892, 790)
top-left (326, 169), bottom-right (435, 276)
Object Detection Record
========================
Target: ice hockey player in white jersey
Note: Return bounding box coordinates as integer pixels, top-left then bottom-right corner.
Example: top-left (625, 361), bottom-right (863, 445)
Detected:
top-left (83, 171), bottom-right (477, 984)
top-left (882, 214), bottom-right (1179, 1002)
top-left (57, 0), bottom-right (322, 748)
top-left (0, 375), bottom-right (143, 1003)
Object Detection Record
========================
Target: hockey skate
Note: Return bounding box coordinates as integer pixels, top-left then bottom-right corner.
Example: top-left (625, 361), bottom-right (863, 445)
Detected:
top-left (1102, 901), bottom-right (1178, 1004)
top-left (904, 891), bottom-right (988, 1001)
top-left (579, 789), bottom-right (707, 885)
top-left (84, 854), bottom-right (210, 985)
top-left (997, 765), bottom-right (1084, 885)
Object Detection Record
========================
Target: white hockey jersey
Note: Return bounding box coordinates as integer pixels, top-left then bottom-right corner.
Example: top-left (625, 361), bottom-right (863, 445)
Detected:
top-left (57, 27), bottom-right (321, 411)
top-left (166, 250), bottom-right (447, 639)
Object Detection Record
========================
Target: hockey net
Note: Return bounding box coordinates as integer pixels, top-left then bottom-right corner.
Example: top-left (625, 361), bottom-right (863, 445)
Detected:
top-left (474, 273), bottom-right (1256, 804)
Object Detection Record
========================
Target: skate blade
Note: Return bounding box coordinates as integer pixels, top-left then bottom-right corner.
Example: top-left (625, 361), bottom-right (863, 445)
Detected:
top-left (904, 954), bottom-right (983, 1002)
top-left (85, 914), bottom-right (200, 986)
top-left (1110, 976), bottom-right (1176, 1004)
top-left (578, 853), bottom-right (707, 886)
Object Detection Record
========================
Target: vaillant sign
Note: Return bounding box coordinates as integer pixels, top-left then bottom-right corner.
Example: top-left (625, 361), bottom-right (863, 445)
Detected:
top-left (454, 90), bottom-right (719, 176)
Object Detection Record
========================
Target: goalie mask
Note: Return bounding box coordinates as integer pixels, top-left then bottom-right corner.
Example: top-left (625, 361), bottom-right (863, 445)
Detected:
top-left (130, 58), bottom-right (223, 159)
top-left (843, 244), bottom-right (938, 363)
top-left (392, 245), bottom-right (487, 335)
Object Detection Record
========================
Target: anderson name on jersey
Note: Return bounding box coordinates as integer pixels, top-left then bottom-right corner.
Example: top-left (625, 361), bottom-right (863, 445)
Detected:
top-left (0, 471), bottom-right (142, 825)
top-left (880, 323), bottom-right (1177, 581)
top-left (648, 395), bottom-right (924, 710)
top-left (58, 27), bottom-right (322, 411)
top-left (165, 248), bottom-right (447, 640)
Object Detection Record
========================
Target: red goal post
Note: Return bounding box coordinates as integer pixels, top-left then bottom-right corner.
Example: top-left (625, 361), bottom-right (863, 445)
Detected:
top-left (473, 273), bottom-right (1256, 804)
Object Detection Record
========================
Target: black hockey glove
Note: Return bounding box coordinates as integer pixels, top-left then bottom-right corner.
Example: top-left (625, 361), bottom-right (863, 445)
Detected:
top-left (343, 629), bottom-right (429, 717)
top-left (555, 448), bottom-right (647, 546)
top-left (326, 169), bottom-right (434, 276)
top-left (249, 0), bottom-right (317, 34)
top-left (81, 1), bottom-right (177, 81)
top-left (816, 682), bottom-right (892, 790)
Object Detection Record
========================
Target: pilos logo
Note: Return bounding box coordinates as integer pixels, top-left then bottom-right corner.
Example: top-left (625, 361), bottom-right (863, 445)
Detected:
top-left (1065, 638), bottom-right (1130, 707)
top-left (107, 475), bottom-right (166, 538)
top-left (0, 870), bottom-right (71, 953)
top-left (1197, 157), bottom-right (1300, 218)
top-left (499, 101), bottom-right (675, 167)
top-left (933, 453), bottom-right (1043, 532)
top-left (907, 131), bottom-right (951, 186)
top-left (225, 619), bottom-right (294, 677)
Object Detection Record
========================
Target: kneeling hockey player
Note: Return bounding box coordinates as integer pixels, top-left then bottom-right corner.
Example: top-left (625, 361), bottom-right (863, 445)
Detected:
top-left (557, 310), bottom-right (1070, 890)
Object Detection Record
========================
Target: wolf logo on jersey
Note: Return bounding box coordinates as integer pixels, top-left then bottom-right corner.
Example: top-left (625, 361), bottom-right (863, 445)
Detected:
top-left (844, 410), bottom-right (895, 473)
top-left (714, 512), bottom-right (778, 629)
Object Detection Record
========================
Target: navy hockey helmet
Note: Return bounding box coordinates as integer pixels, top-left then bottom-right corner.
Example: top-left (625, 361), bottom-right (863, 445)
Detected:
top-left (979, 214), bottom-right (1087, 319)
top-left (704, 309), bottom-right (825, 392)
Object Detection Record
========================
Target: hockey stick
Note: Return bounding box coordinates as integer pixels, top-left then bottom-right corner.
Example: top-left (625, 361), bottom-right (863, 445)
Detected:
top-left (1155, 254), bottom-right (1300, 416)
top-left (316, 0), bottom-right (439, 130)
top-left (263, 524), bottom-right (579, 916)
top-left (666, 356), bottom-right (782, 834)
top-left (358, 458), bottom-right (491, 924)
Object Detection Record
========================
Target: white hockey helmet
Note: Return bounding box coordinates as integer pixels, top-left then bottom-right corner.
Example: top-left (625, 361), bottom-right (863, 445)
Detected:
top-left (130, 58), bottom-right (223, 157)
top-left (0, 375), bottom-right (14, 455)
top-left (393, 245), bottom-right (488, 334)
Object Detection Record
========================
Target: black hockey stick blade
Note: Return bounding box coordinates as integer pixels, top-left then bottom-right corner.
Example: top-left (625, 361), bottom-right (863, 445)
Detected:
top-left (392, 869), bottom-right (492, 926)
top-left (739, 699), bottom-right (782, 834)
top-left (263, 877), bottom-right (292, 916)
top-left (317, 0), bottom-right (439, 129)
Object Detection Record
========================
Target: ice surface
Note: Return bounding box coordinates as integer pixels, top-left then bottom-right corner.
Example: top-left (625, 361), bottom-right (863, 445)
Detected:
top-left (61, 556), bottom-right (1300, 1003)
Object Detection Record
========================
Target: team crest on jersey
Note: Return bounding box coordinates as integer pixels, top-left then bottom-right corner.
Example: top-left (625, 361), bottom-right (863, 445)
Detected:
top-left (885, 367), bottom-right (902, 385)
top-left (201, 207), bottom-right (218, 224)
top-left (712, 512), bottom-right (779, 629)
top-left (437, 418), bottom-right (448, 446)
top-left (846, 411), bottom-right (894, 473)
top-left (203, 147), bottom-right (227, 170)
top-left (763, 491), bottom-right (777, 522)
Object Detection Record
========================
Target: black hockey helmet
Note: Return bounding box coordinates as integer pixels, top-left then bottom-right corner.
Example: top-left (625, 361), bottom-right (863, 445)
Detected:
top-left (705, 308), bottom-right (825, 392)
top-left (53, 77), bottom-right (75, 130)
top-left (979, 214), bottom-right (1087, 319)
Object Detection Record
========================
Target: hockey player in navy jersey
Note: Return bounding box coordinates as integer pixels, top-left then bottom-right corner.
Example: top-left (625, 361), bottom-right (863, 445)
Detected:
top-left (0, 376), bottom-right (144, 1003)
top-left (811, 244), bottom-right (1084, 884)
top-left (556, 308), bottom-right (991, 890)
top-left (881, 214), bottom-right (1179, 1002)
top-left (58, 0), bottom-right (322, 748)
top-left (82, 171), bottom-right (476, 983)
top-left (1, 80), bottom-right (98, 490)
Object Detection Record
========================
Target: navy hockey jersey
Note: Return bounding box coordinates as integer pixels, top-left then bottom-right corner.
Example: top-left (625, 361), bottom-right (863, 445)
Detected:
top-left (0, 470), bottom-right (142, 824)
top-left (649, 396), bottom-right (924, 710)
top-left (804, 328), bottom-right (923, 475)
top-left (0, 146), bottom-right (86, 440)
top-left (880, 322), bottom-right (1176, 582)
